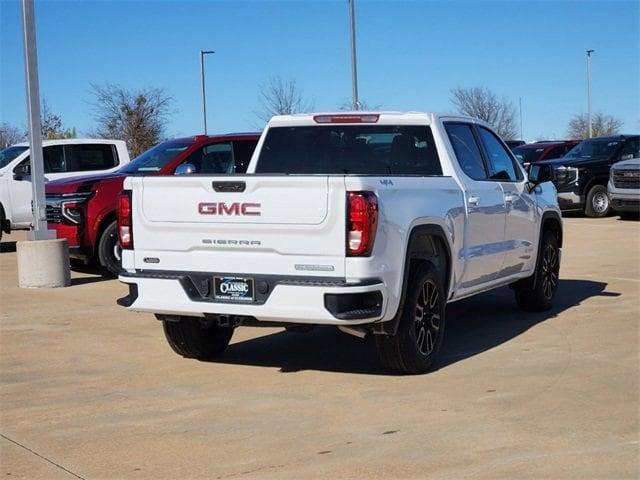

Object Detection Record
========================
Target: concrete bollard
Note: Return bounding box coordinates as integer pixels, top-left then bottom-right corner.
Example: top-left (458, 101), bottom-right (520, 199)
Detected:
top-left (16, 238), bottom-right (70, 288)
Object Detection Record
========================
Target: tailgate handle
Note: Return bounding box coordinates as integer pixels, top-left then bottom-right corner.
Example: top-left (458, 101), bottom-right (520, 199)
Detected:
top-left (212, 181), bottom-right (246, 193)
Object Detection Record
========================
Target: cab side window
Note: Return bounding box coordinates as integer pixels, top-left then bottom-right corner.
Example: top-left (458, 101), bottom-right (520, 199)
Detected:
top-left (444, 123), bottom-right (488, 180)
top-left (43, 145), bottom-right (66, 173)
top-left (477, 127), bottom-right (522, 181)
top-left (65, 144), bottom-right (118, 172)
top-left (233, 140), bottom-right (258, 173)
top-left (544, 146), bottom-right (566, 160)
top-left (620, 138), bottom-right (639, 159)
top-left (17, 146), bottom-right (66, 174)
top-left (182, 142), bottom-right (235, 174)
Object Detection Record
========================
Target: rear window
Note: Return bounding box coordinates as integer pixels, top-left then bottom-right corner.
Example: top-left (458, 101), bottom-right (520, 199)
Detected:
top-left (255, 125), bottom-right (442, 175)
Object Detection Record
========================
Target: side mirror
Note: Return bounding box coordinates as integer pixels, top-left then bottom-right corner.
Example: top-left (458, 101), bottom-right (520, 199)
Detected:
top-left (528, 164), bottom-right (555, 185)
top-left (174, 163), bottom-right (197, 175)
top-left (13, 162), bottom-right (31, 181)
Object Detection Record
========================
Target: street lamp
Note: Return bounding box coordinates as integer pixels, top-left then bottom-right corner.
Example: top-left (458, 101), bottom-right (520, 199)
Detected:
top-left (586, 49), bottom-right (595, 138)
top-left (348, 0), bottom-right (360, 111)
top-left (200, 50), bottom-right (215, 134)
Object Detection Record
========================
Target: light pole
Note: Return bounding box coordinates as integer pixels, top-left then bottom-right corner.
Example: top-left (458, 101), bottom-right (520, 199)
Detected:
top-left (17, 0), bottom-right (69, 289)
top-left (20, 0), bottom-right (50, 241)
top-left (348, 0), bottom-right (360, 111)
top-left (586, 49), bottom-right (595, 138)
top-left (519, 97), bottom-right (523, 140)
top-left (200, 49), bottom-right (215, 134)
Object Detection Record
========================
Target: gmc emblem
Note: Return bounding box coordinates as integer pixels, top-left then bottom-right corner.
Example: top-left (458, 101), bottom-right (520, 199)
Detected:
top-left (198, 202), bottom-right (261, 216)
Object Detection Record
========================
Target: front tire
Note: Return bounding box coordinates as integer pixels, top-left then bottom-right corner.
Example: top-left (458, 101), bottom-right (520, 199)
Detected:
top-left (375, 263), bottom-right (446, 374)
top-left (584, 185), bottom-right (610, 217)
top-left (513, 230), bottom-right (560, 312)
top-left (160, 315), bottom-right (234, 359)
top-left (97, 220), bottom-right (122, 276)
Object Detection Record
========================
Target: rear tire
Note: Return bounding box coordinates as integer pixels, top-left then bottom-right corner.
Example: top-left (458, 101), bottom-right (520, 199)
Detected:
top-left (161, 315), bottom-right (234, 359)
top-left (513, 230), bottom-right (560, 312)
top-left (97, 220), bottom-right (122, 276)
top-left (584, 185), bottom-right (610, 217)
top-left (375, 263), bottom-right (446, 374)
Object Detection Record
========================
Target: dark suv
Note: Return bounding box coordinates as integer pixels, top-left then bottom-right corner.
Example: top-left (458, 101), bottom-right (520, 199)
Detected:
top-left (536, 135), bottom-right (640, 217)
top-left (513, 140), bottom-right (579, 167)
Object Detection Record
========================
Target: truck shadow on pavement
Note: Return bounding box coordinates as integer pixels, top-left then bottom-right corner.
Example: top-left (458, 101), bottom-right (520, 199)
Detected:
top-left (211, 279), bottom-right (615, 375)
top-left (0, 241), bottom-right (17, 253)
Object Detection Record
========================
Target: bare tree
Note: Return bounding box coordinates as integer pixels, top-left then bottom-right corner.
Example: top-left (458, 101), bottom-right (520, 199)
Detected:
top-left (567, 112), bottom-right (623, 139)
top-left (89, 83), bottom-right (174, 157)
top-left (255, 76), bottom-right (314, 123)
top-left (0, 123), bottom-right (25, 148)
top-left (41, 100), bottom-right (76, 140)
top-left (338, 99), bottom-right (382, 111)
top-left (450, 87), bottom-right (518, 140)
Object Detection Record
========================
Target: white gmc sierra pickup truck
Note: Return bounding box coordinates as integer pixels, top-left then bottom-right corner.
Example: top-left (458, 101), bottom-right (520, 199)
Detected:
top-left (117, 112), bottom-right (562, 374)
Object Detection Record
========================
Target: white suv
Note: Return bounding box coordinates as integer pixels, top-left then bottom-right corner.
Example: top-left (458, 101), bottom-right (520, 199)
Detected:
top-left (117, 112), bottom-right (562, 373)
top-left (0, 138), bottom-right (129, 238)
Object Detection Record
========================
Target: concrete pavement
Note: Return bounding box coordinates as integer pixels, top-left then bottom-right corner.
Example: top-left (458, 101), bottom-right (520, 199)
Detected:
top-left (1, 217), bottom-right (638, 479)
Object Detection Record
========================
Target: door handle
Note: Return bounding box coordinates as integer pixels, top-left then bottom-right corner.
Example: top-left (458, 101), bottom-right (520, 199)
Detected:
top-left (467, 195), bottom-right (480, 206)
top-left (504, 194), bottom-right (515, 204)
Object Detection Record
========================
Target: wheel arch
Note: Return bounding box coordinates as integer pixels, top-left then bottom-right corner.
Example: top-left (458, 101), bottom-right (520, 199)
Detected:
top-left (541, 210), bottom-right (563, 248)
top-left (374, 223), bottom-right (452, 336)
top-left (0, 202), bottom-right (10, 233)
top-left (94, 210), bottom-right (117, 257)
top-left (518, 210), bottom-right (562, 291)
top-left (582, 175), bottom-right (609, 196)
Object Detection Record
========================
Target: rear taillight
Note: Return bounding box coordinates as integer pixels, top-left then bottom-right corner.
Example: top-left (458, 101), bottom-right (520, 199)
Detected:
top-left (117, 190), bottom-right (133, 249)
top-left (347, 192), bottom-right (378, 256)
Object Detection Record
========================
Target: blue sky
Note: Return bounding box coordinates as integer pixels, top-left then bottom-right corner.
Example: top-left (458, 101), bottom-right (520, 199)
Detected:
top-left (1, 0), bottom-right (638, 141)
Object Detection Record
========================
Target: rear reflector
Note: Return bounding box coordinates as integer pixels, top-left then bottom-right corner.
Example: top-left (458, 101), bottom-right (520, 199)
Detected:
top-left (314, 114), bottom-right (380, 124)
top-left (347, 192), bottom-right (378, 256)
top-left (117, 190), bottom-right (133, 249)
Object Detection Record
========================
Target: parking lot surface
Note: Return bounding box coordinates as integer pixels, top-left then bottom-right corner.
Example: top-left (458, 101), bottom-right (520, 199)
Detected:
top-left (1, 217), bottom-right (638, 479)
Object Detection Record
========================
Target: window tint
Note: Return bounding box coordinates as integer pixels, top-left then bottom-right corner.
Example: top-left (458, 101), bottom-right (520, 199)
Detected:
top-left (444, 123), bottom-right (487, 180)
top-left (566, 139), bottom-right (620, 159)
top-left (0, 146), bottom-right (28, 169)
top-left (120, 141), bottom-right (190, 174)
top-left (544, 146), bottom-right (566, 160)
top-left (255, 125), bottom-right (442, 175)
top-left (43, 145), bottom-right (66, 173)
top-left (233, 140), bottom-right (258, 173)
top-left (620, 137), bottom-right (639, 159)
top-left (477, 127), bottom-right (521, 181)
top-left (65, 144), bottom-right (117, 172)
top-left (513, 146), bottom-right (545, 165)
top-left (14, 158), bottom-right (30, 175)
top-left (183, 142), bottom-right (235, 174)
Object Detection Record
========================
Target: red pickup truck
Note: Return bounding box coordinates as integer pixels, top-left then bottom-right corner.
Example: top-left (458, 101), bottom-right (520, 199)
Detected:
top-left (46, 133), bottom-right (260, 275)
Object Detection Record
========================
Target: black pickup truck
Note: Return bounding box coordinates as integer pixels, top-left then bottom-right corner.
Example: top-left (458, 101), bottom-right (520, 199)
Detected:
top-left (536, 135), bottom-right (639, 217)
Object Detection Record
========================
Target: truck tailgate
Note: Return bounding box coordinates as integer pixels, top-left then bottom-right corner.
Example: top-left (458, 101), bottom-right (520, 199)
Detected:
top-left (128, 175), bottom-right (347, 277)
